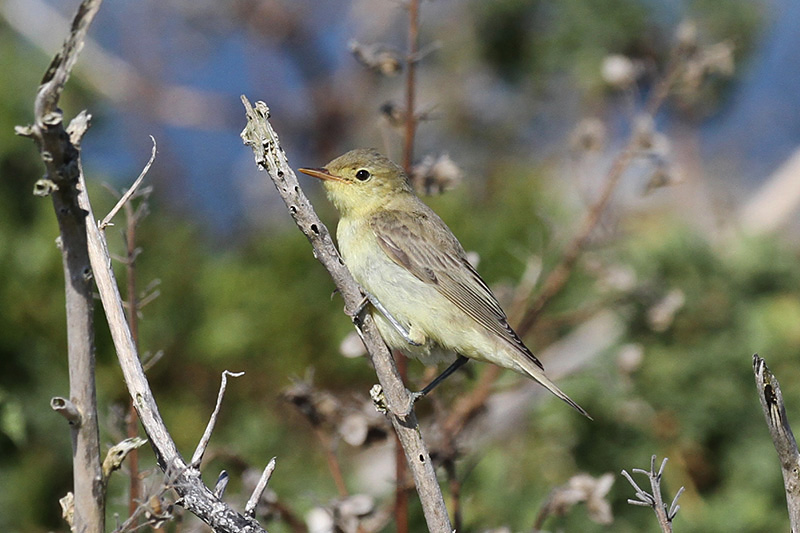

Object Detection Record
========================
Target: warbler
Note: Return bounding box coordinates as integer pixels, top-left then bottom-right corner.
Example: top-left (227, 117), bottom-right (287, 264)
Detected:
top-left (299, 149), bottom-right (589, 418)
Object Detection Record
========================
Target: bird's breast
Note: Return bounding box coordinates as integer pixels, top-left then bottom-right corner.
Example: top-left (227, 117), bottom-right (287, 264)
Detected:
top-left (336, 216), bottom-right (458, 364)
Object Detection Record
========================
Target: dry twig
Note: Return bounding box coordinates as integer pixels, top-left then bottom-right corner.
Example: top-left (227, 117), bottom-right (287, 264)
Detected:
top-left (621, 455), bottom-right (684, 533)
top-left (191, 370), bottom-right (245, 466)
top-left (753, 354), bottom-right (800, 531)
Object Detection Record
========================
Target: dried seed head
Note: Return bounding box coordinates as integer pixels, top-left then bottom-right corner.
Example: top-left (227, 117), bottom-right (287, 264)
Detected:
top-left (601, 54), bottom-right (638, 88)
top-left (349, 40), bottom-right (403, 76)
top-left (570, 118), bottom-right (607, 153)
top-left (410, 153), bottom-right (464, 195)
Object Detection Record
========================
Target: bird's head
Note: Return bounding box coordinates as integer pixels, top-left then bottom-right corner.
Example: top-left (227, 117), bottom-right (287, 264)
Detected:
top-left (299, 148), bottom-right (413, 217)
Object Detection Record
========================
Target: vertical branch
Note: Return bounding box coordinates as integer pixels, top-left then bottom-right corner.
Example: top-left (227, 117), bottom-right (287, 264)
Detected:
top-left (16, 1), bottom-right (106, 531)
top-left (397, 4), bottom-right (420, 529)
top-left (123, 198), bottom-right (142, 519)
top-left (402, 0), bottom-right (420, 174)
top-left (56, 161), bottom-right (106, 533)
top-left (753, 354), bottom-right (800, 531)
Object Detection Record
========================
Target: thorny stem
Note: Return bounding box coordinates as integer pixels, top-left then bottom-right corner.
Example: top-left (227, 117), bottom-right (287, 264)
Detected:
top-left (22, 1), bottom-right (106, 531)
top-left (24, 1), bottom-right (272, 530)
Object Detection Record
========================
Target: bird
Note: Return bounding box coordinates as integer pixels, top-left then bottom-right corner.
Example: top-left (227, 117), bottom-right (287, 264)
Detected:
top-left (298, 148), bottom-right (589, 418)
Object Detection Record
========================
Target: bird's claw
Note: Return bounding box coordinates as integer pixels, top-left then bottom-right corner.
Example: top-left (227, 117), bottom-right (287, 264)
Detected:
top-left (409, 390), bottom-right (425, 404)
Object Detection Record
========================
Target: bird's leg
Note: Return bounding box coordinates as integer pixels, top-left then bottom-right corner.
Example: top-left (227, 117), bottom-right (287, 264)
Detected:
top-left (361, 291), bottom-right (424, 347)
top-left (352, 295), bottom-right (371, 327)
top-left (411, 355), bottom-right (470, 402)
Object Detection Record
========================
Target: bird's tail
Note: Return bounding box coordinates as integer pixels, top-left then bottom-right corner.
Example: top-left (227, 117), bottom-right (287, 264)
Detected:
top-left (516, 356), bottom-right (592, 419)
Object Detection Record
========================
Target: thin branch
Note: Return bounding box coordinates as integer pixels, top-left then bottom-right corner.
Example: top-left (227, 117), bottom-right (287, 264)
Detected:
top-left (313, 427), bottom-right (349, 498)
top-left (396, 3), bottom-right (420, 529)
top-left (191, 370), bottom-right (245, 467)
top-left (402, 0), bottom-right (419, 174)
top-left (241, 96), bottom-right (452, 533)
top-left (245, 457), bottom-right (277, 519)
top-left (99, 135), bottom-right (156, 229)
top-left (111, 146), bottom-right (156, 522)
top-left (622, 455), bottom-right (683, 533)
top-left (753, 354), bottom-right (800, 530)
top-left (517, 47), bottom-right (685, 336)
top-left (51, 396), bottom-right (82, 425)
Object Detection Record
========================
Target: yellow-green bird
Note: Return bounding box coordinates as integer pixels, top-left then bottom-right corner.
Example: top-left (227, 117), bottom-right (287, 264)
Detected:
top-left (299, 148), bottom-right (589, 418)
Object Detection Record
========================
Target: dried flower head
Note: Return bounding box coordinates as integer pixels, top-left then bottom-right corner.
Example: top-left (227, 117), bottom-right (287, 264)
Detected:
top-left (643, 160), bottom-right (683, 194)
top-left (410, 153), bottom-right (463, 195)
top-left (601, 54), bottom-right (639, 89)
top-left (379, 100), bottom-right (406, 128)
top-left (338, 402), bottom-right (390, 447)
top-left (541, 473), bottom-right (615, 525)
top-left (675, 20), bottom-right (699, 53)
top-left (570, 117), bottom-right (607, 153)
top-left (349, 40), bottom-right (403, 76)
top-left (281, 376), bottom-right (341, 429)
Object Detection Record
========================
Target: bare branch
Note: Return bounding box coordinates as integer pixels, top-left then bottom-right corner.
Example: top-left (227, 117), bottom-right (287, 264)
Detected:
top-left (240, 96), bottom-right (452, 533)
top-left (245, 458), bottom-right (277, 519)
top-left (191, 370), bottom-right (245, 467)
top-left (753, 354), bottom-right (800, 530)
top-left (621, 455), bottom-right (683, 533)
top-left (100, 135), bottom-right (156, 230)
top-left (51, 396), bottom-right (82, 425)
top-left (402, 0), bottom-right (420, 173)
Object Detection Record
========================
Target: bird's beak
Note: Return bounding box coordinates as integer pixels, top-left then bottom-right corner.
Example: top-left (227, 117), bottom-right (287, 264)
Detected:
top-left (298, 167), bottom-right (350, 184)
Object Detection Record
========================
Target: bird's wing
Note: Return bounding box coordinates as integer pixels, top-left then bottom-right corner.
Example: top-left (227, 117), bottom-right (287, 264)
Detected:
top-left (369, 209), bottom-right (543, 370)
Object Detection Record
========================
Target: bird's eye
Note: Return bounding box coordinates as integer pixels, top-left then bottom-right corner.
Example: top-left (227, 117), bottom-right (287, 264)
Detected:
top-left (355, 169), bottom-right (371, 181)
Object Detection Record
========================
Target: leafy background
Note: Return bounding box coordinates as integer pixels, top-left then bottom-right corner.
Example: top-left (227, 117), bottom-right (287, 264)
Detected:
top-left (2, 0), bottom-right (800, 531)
